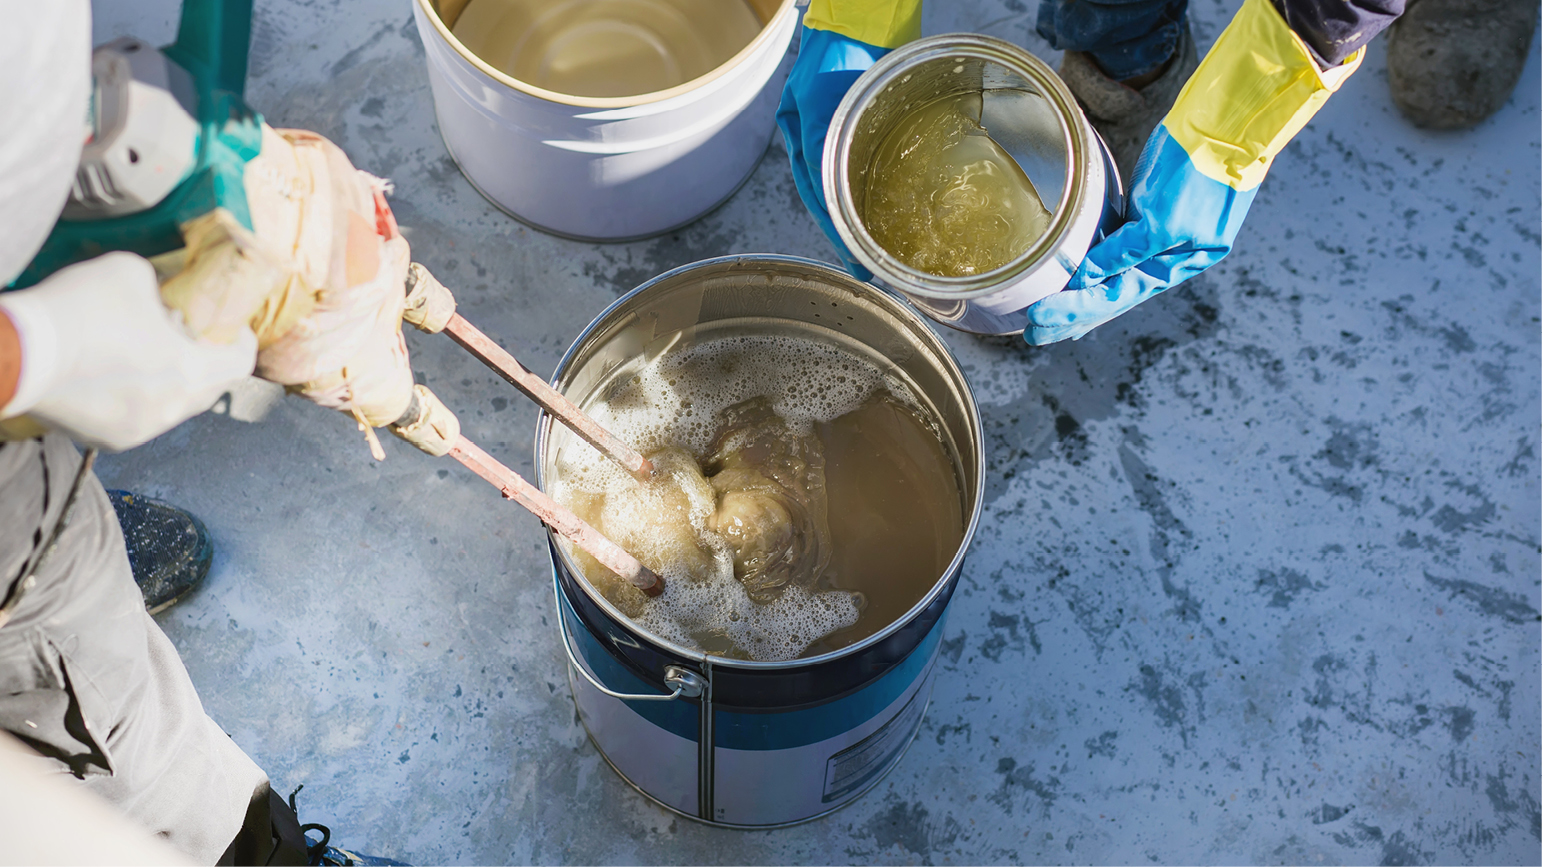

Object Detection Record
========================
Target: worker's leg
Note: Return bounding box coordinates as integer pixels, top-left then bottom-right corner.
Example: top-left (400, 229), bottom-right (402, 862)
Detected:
top-left (1036, 0), bottom-right (1199, 181)
top-left (0, 435), bottom-right (276, 864)
top-left (1036, 0), bottom-right (1189, 81)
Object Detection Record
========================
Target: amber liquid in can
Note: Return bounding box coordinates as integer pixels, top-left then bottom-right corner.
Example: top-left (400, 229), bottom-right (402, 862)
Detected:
top-left (862, 92), bottom-right (1052, 277)
top-left (804, 392), bottom-right (964, 654)
top-left (451, 0), bottom-right (762, 98)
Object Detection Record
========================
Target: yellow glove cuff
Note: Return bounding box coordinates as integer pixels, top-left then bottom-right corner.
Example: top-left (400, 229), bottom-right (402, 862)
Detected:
top-left (803, 0), bottom-right (922, 49)
top-left (1163, 0), bottom-right (1363, 191)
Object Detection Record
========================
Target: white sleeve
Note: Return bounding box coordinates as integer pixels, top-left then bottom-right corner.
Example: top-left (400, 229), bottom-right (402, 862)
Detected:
top-left (0, 0), bottom-right (91, 287)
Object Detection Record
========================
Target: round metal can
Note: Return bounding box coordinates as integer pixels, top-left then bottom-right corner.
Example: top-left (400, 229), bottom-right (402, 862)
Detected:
top-left (411, 0), bottom-right (797, 241)
top-left (534, 256), bottom-right (983, 827)
top-left (823, 34), bottom-right (1125, 336)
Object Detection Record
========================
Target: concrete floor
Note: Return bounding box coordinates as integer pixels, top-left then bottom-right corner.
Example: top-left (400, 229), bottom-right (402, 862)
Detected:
top-left (91, 0), bottom-right (1540, 863)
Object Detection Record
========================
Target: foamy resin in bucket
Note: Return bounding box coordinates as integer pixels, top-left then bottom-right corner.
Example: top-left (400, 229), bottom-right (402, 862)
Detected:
top-left (551, 334), bottom-right (964, 662)
top-left (864, 93), bottom-right (1052, 277)
top-left (451, 0), bottom-right (762, 98)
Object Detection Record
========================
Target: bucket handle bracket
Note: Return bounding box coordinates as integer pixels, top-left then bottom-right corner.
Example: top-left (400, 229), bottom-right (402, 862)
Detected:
top-left (555, 571), bottom-right (697, 702)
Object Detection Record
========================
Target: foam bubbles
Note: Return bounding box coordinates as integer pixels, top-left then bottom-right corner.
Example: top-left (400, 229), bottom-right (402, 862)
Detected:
top-left (552, 334), bottom-right (909, 661)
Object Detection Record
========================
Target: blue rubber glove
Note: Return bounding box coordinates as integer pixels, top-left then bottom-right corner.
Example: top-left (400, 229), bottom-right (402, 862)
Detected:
top-left (1026, 0), bottom-right (1364, 345)
top-left (1024, 129), bottom-right (1254, 345)
top-left (776, 27), bottom-right (890, 279)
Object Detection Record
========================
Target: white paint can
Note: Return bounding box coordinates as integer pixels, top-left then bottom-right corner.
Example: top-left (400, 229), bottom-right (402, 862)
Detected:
top-left (411, 0), bottom-right (798, 241)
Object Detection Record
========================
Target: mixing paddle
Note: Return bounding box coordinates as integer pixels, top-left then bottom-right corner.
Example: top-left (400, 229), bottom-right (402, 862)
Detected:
top-left (442, 313), bottom-right (653, 481)
top-left (394, 263), bottom-right (663, 596)
top-left (447, 435), bottom-right (662, 597)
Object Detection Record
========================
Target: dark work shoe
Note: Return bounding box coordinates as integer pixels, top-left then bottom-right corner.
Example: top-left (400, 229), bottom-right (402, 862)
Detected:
top-left (1387, 0), bottom-right (1540, 129)
top-left (302, 825), bottom-right (408, 866)
top-left (106, 490), bottom-right (213, 614)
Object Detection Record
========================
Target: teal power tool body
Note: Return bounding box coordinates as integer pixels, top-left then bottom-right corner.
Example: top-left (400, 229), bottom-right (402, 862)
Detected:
top-left (12, 0), bottom-right (261, 289)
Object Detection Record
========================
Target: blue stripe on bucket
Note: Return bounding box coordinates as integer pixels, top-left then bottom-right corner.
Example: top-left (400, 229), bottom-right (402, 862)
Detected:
top-left (561, 593), bottom-right (701, 742)
top-left (713, 616), bottom-right (945, 752)
top-left (561, 571), bottom-right (950, 753)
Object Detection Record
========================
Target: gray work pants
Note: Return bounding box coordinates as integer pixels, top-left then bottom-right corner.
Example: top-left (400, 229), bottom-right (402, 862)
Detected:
top-left (0, 434), bottom-right (269, 864)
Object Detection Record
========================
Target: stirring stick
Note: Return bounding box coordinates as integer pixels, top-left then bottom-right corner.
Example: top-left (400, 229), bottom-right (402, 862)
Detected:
top-left (444, 314), bottom-right (654, 481)
top-left (448, 435), bottom-right (664, 598)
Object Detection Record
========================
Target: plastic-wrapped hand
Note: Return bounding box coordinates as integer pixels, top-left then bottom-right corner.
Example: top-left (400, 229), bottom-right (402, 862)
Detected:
top-left (1026, 0), bottom-right (1363, 345)
top-left (158, 125), bottom-right (458, 458)
top-left (777, 0), bottom-right (923, 278)
top-left (0, 253), bottom-right (257, 451)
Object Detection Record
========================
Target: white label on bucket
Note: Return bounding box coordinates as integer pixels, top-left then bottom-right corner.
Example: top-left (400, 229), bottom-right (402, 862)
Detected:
top-left (822, 684), bottom-right (928, 803)
top-left (710, 663), bottom-right (937, 825)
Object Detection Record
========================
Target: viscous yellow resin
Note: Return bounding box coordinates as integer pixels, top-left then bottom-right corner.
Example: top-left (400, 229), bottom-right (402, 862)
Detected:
top-left (863, 93), bottom-right (1052, 277)
top-left (452, 0), bottom-right (762, 98)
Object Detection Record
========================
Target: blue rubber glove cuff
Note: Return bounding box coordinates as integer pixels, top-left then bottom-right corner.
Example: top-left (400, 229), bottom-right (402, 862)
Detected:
top-left (1025, 128), bottom-right (1257, 345)
top-left (776, 26), bottom-right (890, 280)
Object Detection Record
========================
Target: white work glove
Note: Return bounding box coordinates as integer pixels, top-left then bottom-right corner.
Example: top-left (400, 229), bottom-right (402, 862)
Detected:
top-left (0, 252), bottom-right (257, 451)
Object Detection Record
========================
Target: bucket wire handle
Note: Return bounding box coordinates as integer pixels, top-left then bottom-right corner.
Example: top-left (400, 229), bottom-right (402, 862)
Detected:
top-left (552, 569), bottom-right (700, 702)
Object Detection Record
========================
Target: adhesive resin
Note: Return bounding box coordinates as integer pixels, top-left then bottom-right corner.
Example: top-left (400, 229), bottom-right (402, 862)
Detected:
top-left (451, 0), bottom-right (762, 98)
top-left (863, 92), bottom-right (1052, 277)
top-left (551, 333), bottom-right (965, 662)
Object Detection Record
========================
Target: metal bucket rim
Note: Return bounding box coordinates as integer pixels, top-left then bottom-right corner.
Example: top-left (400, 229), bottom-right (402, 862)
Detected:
top-left (823, 33), bottom-right (1096, 299)
top-left (415, 0), bottom-right (799, 110)
top-left (534, 254), bottom-right (985, 672)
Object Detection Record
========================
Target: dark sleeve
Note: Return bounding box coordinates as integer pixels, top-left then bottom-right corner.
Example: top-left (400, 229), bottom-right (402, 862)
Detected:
top-left (1271, 0), bottom-right (1406, 66)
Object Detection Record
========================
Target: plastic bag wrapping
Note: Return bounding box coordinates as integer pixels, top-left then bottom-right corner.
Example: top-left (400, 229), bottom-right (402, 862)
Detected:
top-left (402, 263), bottom-right (457, 334)
top-left (245, 128), bottom-right (415, 428)
top-left (150, 123), bottom-right (416, 430)
top-left (391, 384), bottom-right (461, 457)
top-left (154, 209), bottom-right (296, 346)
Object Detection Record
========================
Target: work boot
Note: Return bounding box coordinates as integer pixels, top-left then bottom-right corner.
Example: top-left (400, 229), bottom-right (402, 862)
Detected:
top-left (1058, 24), bottom-right (1199, 185)
top-left (301, 825), bottom-right (408, 866)
top-left (106, 490), bottom-right (213, 614)
top-left (1387, 0), bottom-right (1540, 129)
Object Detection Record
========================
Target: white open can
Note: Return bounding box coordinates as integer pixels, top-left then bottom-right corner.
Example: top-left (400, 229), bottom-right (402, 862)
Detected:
top-left (824, 34), bottom-right (1125, 336)
top-left (412, 0), bottom-right (798, 241)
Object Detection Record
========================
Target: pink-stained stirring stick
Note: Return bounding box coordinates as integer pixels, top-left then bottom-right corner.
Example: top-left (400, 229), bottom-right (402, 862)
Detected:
top-left (447, 435), bottom-right (664, 597)
top-left (401, 264), bottom-right (660, 596)
top-left (443, 313), bottom-right (654, 482)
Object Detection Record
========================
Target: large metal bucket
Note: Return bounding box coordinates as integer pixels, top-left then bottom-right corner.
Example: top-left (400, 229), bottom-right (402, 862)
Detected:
top-left (534, 256), bottom-right (983, 826)
top-left (824, 34), bottom-right (1125, 336)
top-left (412, 0), bottom-right (798, 241)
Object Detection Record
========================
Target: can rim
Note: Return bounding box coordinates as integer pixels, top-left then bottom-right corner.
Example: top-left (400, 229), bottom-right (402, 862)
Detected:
top-left (534, 254), bottom-right (985, 672)
top-left (823, 34), bottom-right (1095, 300)
top-left (415, 0), bottom-right (798, 109)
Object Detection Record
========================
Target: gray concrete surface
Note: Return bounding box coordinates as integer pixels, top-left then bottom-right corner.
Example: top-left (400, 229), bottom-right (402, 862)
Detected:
top-left (90, 0), bottom-right (1540, 863)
